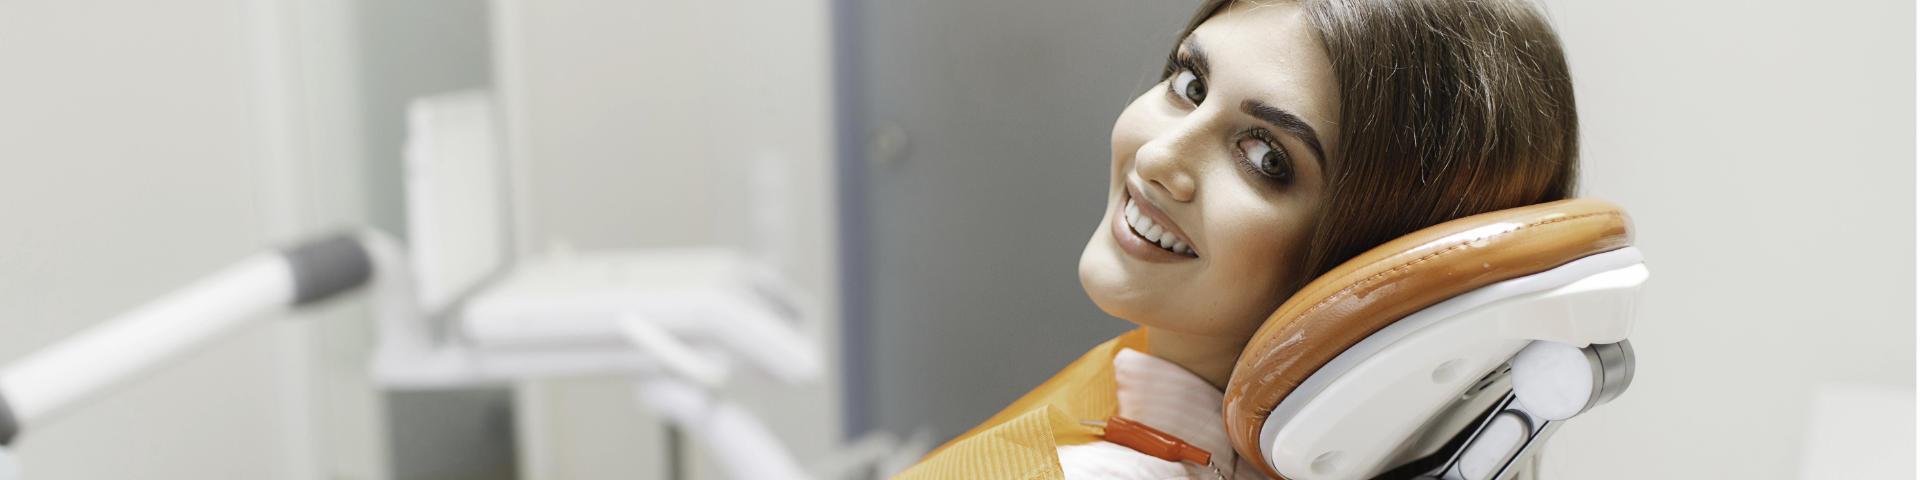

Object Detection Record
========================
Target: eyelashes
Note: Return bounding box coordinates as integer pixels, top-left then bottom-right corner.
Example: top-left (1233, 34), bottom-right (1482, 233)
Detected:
top-left (1236, 129), bottom-right (1295, 185)
top-left (1163, 52), bottom-right (1206, 106)
top-left (1162, 49), bottom-right (1192, 80)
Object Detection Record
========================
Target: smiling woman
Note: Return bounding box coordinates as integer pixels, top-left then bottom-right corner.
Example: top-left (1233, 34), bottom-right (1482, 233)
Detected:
top-left (1080, 2), bottom-right (1343, 392)
top-left (1084, 0), bottom-right (1580, 394)
top-left (899, 0), bottom-right (1582, 478)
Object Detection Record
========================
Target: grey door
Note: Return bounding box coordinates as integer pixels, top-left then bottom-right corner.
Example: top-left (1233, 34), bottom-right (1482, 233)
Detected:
top-left (841, 0), bottom-right (1202, 441)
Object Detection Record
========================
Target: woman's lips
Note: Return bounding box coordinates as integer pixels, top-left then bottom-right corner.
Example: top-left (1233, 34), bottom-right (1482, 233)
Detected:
top-left (1111, 186), bottom-right (1199, 263)
top-left (1123, 183), bottom-right (1196, 254)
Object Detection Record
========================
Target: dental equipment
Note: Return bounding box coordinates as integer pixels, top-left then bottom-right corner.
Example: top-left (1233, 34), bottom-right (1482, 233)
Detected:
top-left (0, 89), bottom-right (839, 480)
top-left (0, 227), bottom-right (825, 480)
top-left (0, 231), bottom-right (373, 451)
top-left (379, 90), bottom-right (822, 391)
top-left (1225, 198), bottom-right (1643, 480)
top-left (381, 89), bottom-right (828, 480)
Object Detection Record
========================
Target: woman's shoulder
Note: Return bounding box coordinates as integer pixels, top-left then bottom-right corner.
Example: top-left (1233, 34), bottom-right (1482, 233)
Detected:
top-left (894, 329), bottom-right (1146, 479)
top-left (940, 328), bottom-right (1145, 446)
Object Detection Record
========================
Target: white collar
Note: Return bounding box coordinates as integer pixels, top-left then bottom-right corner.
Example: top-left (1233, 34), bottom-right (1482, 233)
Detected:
top-left (1111, 347), bottom-right (1241, 472)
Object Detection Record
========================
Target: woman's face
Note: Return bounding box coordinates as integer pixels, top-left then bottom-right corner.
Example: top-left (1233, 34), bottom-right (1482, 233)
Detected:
top-left (1079, 2), bottom-right (1340, 341)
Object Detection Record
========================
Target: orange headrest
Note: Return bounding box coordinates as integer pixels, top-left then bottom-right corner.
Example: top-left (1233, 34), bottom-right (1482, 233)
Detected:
top-left (1222, 198), bottom-right (1633, 479)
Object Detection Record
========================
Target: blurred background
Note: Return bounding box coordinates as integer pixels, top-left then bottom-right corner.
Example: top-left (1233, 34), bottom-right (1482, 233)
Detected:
top-left (0, 0), bottom-right (1910, 479)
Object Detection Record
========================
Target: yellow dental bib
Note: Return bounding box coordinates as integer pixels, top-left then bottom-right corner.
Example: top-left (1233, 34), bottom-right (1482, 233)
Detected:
top-left (894, 329), bottom-right (1146, 480)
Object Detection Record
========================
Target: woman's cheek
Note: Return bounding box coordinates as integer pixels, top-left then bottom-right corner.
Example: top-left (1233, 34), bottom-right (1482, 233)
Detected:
top-left (1220, 215), bottom-right (1302, 308)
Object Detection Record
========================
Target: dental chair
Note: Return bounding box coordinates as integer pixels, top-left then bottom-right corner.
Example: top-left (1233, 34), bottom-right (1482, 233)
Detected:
top-left (1225, 198), bottom-right (1644, 480)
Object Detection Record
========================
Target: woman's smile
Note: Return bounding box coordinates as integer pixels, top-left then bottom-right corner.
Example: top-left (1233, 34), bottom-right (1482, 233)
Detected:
top-left (1079, 0), bottom-right (1335, 354)
top-left (1113, 182), bottom-right (1199, 261)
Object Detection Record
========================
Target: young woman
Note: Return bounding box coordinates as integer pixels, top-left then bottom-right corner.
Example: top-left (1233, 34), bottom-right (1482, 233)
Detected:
top-left (903, 0), bottom-right (1578, 477)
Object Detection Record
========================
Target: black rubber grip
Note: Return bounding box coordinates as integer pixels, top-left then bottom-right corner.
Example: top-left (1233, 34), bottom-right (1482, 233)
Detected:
top-left (281, 232), bottom-right (373, 306)
top-left (0, 389), bottom-right (17, 446)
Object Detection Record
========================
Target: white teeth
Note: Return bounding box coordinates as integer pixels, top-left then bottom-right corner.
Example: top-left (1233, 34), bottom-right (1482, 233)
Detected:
top-left (1123, 196), bottom-right (1193, 256)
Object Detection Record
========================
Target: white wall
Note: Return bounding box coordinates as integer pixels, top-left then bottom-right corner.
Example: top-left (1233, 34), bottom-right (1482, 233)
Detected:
top-left (489, 0), bottom-right (841, 478)
top-left (2, 1), bottom-right (1901, 478)
top-left (0, 0), bottom-right (377, 479)
top-left (1536, 0), bottom-right (1915, 478)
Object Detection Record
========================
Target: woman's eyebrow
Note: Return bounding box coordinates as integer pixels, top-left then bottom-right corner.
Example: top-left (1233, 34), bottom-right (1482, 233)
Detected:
top-left (1181, 38), bottom-right (1211, 76)
top-left (1241, 99), bottom-right (1328, 169)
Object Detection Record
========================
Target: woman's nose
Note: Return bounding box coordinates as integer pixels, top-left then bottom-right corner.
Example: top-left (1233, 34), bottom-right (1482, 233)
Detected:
top-left (1132, 123), bottom-right (1202, 203)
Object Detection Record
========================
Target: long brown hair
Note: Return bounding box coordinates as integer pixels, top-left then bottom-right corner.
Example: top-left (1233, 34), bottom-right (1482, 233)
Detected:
top-left (1171, 0), bottom-right (1580, 291)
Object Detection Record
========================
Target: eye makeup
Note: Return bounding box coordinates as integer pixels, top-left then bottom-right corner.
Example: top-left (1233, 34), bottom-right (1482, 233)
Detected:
top-left (1161, 39), bottom-right (1210, 81)
top-left (1234, 129), bottom-right (1295, 186)
top-left (1159, 37), bottom-right (1325, 186)
top-left (1164, 48), bottom-right (1208, 107)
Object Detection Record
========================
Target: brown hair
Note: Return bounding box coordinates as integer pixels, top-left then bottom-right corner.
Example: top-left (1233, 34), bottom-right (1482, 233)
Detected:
top-left (1171, 0), bottom-right (1580, 291)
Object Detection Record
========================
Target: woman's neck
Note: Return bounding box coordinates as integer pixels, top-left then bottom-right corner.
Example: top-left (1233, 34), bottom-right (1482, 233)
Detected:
top-left (1142, 326), bottom-right (1248, 389)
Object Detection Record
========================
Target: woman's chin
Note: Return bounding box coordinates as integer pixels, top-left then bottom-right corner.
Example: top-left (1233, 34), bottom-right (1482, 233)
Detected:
top-left (1078, 231), bottom-right (1149, 322)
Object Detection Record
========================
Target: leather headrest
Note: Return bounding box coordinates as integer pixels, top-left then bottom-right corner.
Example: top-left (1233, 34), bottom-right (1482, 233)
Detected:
top-left (1222, 198), bottom-right (1633, 479)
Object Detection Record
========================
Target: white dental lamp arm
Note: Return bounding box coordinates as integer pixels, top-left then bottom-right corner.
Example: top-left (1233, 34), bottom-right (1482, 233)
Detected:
top-left (0, 230), bottom-right (376, 448)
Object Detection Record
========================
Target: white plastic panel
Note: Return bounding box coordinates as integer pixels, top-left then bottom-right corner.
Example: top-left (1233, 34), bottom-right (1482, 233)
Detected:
top-left (403, 90), bottom-right (510, 316)
top-left (459, 248), bottom-right (751, 348)
top-left (1261, 249), bottom-right (1647, 479)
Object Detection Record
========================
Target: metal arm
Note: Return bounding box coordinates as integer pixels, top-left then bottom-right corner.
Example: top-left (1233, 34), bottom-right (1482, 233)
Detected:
top-left (1416, 340), bottom-right (1636, 480)
top-left (0, 231), bottom-right (373, 447)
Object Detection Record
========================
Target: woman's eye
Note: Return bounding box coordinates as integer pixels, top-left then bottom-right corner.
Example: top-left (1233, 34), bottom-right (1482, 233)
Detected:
top-left (1170, 69), bottom-right (1206, 105)
top-left (1238, 136), bottom-right (1293, 182)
